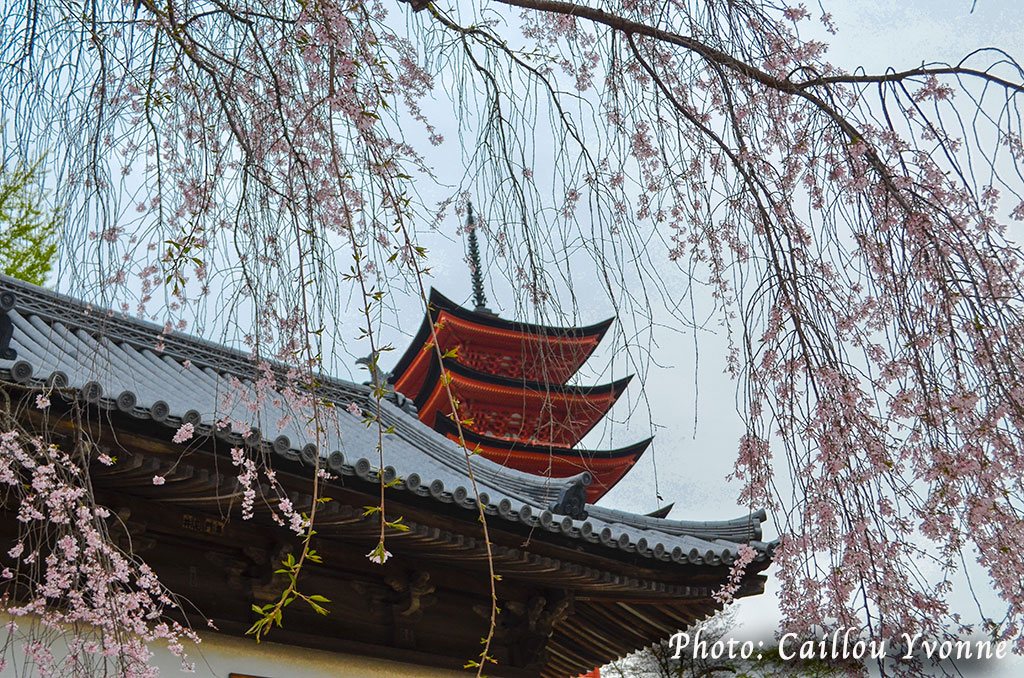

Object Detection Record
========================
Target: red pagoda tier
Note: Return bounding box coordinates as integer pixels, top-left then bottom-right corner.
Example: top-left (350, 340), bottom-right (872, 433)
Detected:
top-left (432, 415), bottom-right (652, 502)
top-left (389, 288), bottom-right (648, 501)
top-left (390, 289), bottom-right (612, 395)
top-left (410, 351), bottom-right (631, 447)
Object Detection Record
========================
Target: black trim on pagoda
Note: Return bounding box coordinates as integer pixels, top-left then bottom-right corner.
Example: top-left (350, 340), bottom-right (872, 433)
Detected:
top-left (388, 288), bottom-right (614, 385)
top-left (410, 350), bottom-right (633, 410)
top-left (432, 413), bottom-right (653, 460)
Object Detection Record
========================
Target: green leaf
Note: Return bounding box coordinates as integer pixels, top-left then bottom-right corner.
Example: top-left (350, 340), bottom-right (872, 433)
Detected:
top-left (387, 517), bottom-right (410, 532)
top-left (0, 161), bottom-right (59, 286)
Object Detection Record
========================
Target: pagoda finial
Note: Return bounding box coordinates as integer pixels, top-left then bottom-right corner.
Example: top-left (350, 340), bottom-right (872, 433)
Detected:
top-left (465, 202), bottom-right (491, 314)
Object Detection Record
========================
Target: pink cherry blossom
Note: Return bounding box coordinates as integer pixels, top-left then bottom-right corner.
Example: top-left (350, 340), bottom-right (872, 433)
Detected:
top-left (172, 422), bottom-right (194, 444)
top-left (366, 544), bottom-right (392, 565)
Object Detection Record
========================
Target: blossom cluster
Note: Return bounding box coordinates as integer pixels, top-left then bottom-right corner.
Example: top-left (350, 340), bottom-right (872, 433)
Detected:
top-left (0, 429), bottom-right (199, 677)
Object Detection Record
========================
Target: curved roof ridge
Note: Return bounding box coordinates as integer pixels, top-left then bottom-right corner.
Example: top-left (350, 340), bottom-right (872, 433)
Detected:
top-left (439, 354), bottom-right (632, 395)
top-left (429, 288), bottom-right (614, 339)
top-left (0, 274), bottom-right (370, 403)
top-left (586, 505), bottom-right (766, 542)
top-left (0, 276), bottom-right (573, 508)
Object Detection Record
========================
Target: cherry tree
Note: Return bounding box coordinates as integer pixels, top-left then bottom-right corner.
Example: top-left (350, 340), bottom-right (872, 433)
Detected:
top-left (2, 0), bottom-right (1024, 673)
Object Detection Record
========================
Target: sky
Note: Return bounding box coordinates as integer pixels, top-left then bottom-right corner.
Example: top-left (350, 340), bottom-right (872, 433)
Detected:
top-left (362, 0), bottom-right (1024, 512)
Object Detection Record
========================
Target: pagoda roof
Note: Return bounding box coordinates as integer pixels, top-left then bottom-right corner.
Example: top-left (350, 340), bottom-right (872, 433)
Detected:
top-left (432, 413), bottom-right (651, 502)
top-left (412, 354), bottom-right (632, 447)
top-left (389, 288), bottom-right (613, 388)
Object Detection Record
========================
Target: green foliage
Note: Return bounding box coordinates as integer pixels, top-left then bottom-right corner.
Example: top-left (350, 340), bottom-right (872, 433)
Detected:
top-left (0, 163), bottom-right (59, 286)
top-left (247, 550), bottom-right (331, 642)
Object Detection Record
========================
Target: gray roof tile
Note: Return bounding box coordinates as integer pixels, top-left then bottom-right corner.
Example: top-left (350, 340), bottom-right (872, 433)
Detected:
top-left (0, 274), bottom-right (773, 566)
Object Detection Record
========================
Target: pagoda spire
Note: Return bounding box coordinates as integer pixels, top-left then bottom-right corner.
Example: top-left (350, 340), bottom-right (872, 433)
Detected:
top-left (465, 202), bottom-right (491, 314)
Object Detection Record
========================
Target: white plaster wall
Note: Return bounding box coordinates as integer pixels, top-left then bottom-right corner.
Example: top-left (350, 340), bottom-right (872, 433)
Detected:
top-left (151, 630), bottom-right (470, 678)
top-left (0, 615), bottom-right (470, 678)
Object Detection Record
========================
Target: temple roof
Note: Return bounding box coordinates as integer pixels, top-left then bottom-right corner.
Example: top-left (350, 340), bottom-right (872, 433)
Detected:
top-left (0, 273), bottom-right (771, 567)
top-left (0, 273), bottom-right (780, 678)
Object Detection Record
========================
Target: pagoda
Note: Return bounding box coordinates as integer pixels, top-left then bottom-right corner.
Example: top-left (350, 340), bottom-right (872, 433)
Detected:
top-left (388, 205), bottom-right (651, 502)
